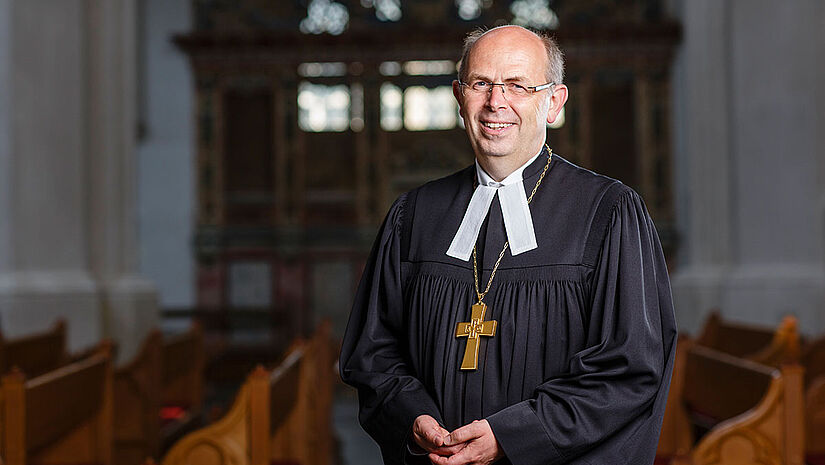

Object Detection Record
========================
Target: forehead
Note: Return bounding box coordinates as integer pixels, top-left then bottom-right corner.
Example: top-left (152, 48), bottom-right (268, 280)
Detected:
top-left (464, 28), bottom-right (546, 80)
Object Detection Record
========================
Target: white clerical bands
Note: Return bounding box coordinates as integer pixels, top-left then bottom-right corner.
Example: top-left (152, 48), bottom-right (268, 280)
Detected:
top-left (446, 151), bottom-right (542, 261)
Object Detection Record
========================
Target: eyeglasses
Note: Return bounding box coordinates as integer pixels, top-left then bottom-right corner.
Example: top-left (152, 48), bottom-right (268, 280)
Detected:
top-left (458, 80), bottom-right (555, 98)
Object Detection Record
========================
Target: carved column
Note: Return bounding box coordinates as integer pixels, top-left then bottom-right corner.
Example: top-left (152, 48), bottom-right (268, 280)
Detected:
top-left (0, 0), bottom-right (158, 360)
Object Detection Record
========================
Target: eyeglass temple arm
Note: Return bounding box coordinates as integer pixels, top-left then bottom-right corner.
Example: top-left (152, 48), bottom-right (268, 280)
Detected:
top-left (532, 82), bottom-right (556, 92)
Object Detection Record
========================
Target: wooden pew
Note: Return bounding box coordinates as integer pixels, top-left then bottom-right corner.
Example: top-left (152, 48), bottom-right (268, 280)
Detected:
top-left (656, 335), bottom-right (693, 459)
top-left (270, 320), bottom-right (336, 465)
top-left (0, 347), bottom-right (114, 465)
top-left (159, 323), bottom-right (206, 453)
top-left (158, 321), bottom-right (337, 465)
top-left (158, 343), bottom-right (306, 465)
top-left (657, 340), bottom-right (805, 465)
top-left (114, 329), bottom-right (163, 465)
top-left (694, 311), bottom-right (825, 462)
top-left (0, 320), bottom-right (68, 378)
top-left (696, 310), bottom-right (800, 366)
top-left (802, 335), bottom-right (825, 463)
top-left (305, 320), bottom-right (335, 465)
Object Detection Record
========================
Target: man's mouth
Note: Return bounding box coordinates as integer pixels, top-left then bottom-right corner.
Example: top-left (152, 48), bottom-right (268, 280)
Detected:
top-left (481, 121), bottom-right (515, 130)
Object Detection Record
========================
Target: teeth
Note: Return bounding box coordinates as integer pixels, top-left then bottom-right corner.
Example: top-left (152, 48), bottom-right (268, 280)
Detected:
top-left (482, 122), bottom-right (513, 129)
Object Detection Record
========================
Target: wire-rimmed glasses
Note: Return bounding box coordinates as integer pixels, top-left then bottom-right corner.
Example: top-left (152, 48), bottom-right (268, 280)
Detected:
top-left (458, 80), bottom-right (555, 99)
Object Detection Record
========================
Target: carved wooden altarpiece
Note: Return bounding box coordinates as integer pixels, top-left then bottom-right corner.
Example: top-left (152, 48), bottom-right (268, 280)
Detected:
top-left (174, 0), bottom-right (680, 353)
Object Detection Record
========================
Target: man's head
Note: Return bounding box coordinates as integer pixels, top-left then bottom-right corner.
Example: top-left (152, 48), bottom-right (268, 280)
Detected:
top-left (453, 26), bottom-right (568, 175)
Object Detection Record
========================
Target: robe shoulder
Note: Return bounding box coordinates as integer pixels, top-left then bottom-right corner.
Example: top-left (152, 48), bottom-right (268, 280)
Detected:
top-left (401, 155), bottom-right (640, 268)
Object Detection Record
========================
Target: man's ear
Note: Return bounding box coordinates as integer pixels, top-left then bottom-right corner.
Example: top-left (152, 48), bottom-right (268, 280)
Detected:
top-left (546, 84), bottom-right (569, 125)
top-left (453, 80), bottom-right (464, 109)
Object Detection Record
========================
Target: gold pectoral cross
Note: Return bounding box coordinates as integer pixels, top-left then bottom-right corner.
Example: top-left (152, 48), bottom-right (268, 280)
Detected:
top-left (455, 302), bottom-right (497, 370)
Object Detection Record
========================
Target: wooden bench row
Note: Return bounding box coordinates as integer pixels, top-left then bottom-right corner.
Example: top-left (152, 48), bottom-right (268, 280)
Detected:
top-left (114, 325), bottom-right (206, 465)
top-left (2, 345), bottom-right (115, 465)
top-left (0, 320), bottom-right (336, 465)
top-left (657, 311), bottom-right (825, 464)
top-left (0, 321), bottom-right (206, 465)
top-left (657, 336), bottom-right (804, 465)
top-left (155, 319), bottom-right (336, 465)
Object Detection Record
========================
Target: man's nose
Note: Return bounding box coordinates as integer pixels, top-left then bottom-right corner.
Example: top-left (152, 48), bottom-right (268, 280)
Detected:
top-left (485, 84), bottom-right (508, 108)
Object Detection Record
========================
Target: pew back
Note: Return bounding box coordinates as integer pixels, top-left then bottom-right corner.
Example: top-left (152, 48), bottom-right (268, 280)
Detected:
top-left (161, 323), bottom-right (205, 410)
top-left (0, 320), bottom-right (68, 378)
top-left (684, 346), bottom-right (775, 423)
top-left (1, 349), bottom-right (113, 465)
top-left (115, 330), bottom-right (163, 465)
top-left (697, 311), bottom-right (800, 367)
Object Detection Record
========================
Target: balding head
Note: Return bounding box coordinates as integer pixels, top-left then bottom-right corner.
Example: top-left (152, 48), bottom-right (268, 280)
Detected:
top-left (458, 25), bottom-right (564, 85)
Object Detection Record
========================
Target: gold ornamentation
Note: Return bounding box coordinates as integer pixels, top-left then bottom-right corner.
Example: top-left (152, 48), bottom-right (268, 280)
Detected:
top-left (455, 303), bottom-right (498, 370)
top-left (455, 146), bottom-right (553, 371)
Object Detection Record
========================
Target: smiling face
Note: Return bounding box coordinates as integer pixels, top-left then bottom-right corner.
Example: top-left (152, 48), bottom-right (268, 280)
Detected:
top-left (454, 27), bottom-right (566, 174)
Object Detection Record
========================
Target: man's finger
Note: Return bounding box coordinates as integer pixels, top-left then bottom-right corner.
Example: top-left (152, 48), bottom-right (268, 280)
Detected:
top-left (426, 429), bottom-right (445, 447)
top-left (444, 420), bottom-right (485, 446)
top-left (428, 452), bottom-right (452, 465)
top-left (430, 443), bottom-right (479, 465)
top-left (413, 415), bottom-right (446, 449)
top-left (430, 442), bottom-right (466, 457)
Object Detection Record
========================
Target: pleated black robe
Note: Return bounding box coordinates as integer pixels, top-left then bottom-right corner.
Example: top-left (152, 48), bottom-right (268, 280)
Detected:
top-left (340, 148), bottom-right (678, 465)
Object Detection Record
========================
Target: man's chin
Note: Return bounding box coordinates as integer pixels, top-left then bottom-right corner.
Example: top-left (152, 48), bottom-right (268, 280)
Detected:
top-left (475, 142), bottom-right (517, 159)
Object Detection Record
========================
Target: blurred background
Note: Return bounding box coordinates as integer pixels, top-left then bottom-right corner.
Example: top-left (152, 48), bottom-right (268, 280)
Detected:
top-left (0, 0), bottom-right (823, 463)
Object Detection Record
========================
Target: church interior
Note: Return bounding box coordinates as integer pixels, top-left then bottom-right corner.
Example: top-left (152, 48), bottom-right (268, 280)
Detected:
top-left (0, 0), bottom-right (824, 464)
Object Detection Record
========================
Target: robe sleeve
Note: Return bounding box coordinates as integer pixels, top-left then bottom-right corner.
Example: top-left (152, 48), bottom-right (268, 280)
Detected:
top-left (486, 186), bottom-right (677, 465)
top-left (339, 193), bottom-right (444, 465)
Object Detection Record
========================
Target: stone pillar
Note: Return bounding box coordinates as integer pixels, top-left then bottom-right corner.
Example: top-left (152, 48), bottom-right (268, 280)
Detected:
top-left (671, 0), bottom-right (825, 334)
top-left (0, 0), bottom-right (157, 360)
top-left (0, 0), bottom-right (101, 350)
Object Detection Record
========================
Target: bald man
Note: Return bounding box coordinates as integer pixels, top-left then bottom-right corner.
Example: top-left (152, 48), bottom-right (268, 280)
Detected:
top-left (341, 26), bottom-right (676, 465)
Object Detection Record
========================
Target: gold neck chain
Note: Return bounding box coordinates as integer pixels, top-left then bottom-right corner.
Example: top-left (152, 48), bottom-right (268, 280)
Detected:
top-left (473, 145), bottom-right (553, 304)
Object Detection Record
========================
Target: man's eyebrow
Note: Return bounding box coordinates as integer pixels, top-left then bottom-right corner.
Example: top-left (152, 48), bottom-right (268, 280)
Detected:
top-left (465, 73), bottom-right (489, 81)
top-left (464, 73), bottom-right (531, 82)
top-left (504, 76), bottom-right (530, 83)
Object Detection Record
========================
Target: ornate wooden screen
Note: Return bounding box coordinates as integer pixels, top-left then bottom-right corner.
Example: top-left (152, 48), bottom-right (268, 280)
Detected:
top-left (175, 0), bottom-right (680, 345)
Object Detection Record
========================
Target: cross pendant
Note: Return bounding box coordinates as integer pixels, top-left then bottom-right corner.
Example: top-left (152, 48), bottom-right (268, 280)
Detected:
top-left (455, 302), bottom-right (497, 370)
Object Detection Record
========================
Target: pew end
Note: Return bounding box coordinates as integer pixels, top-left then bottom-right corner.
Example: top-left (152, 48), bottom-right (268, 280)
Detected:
top-left (1, 346), bottom-right (114, 465)
top-left (159, 351), bottom-right (302, 465)
top-left (159, 321), bottom-right (338, 465)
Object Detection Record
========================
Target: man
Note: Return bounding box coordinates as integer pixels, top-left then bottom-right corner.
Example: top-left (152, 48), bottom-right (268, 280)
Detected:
top-left (340, 25), bottom-right (677, 465)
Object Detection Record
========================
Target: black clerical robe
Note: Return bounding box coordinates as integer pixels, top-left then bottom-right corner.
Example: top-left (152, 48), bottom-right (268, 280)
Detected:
top-left (340, 149), bottom-right (678, 465)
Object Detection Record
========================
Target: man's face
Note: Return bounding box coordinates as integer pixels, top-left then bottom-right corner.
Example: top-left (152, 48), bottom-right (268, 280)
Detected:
top-left (454, 27), bottom-right (564, 165)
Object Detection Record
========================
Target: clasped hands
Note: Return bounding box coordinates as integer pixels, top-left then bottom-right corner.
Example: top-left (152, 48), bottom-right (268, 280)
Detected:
top-left (412, 414), bottom-right (504, 465)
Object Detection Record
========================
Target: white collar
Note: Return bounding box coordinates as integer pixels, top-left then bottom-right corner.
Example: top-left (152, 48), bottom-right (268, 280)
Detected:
top-left (446, 147), bottom-right (545, 261)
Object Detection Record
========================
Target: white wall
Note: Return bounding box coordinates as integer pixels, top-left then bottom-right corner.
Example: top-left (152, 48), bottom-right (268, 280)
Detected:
top-left (138, 0), bottom-right (195, 309)
top-left (671, 0), bottom-right (825, 334)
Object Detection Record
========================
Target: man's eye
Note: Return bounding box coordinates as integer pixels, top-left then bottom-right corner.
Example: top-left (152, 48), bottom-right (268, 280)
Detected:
top-left (471, 81), bottom-right (489, 90)
top-left (509, 83), bottom-right (528, 93)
